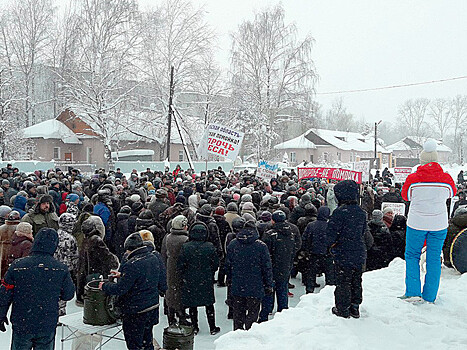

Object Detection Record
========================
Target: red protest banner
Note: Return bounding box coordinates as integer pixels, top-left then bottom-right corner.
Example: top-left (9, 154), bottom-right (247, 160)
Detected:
top-left (298, 167), bottom-right (363, 184)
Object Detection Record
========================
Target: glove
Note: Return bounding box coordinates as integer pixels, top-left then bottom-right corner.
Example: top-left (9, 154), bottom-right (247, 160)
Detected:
top-left (0, 317), bottom-right (9, 332)
top-left (159, 291), bottom-right (166, 298)
top-left (265, 287), bottom-right (274, 295)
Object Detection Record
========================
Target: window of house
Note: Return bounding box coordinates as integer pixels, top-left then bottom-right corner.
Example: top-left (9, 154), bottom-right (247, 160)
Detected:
top-left (178, 150), bottom-right (184, 162)
top-left (337, 152), bottom-right (342, 161)
top-left (323, 152), bottom-right (329, 162)
top-left (53, 147), bottom-right (60, 160)
top-left (309, 154), bottom-right (314, 163)
top-left (290, 152), bottom-right (296, 163)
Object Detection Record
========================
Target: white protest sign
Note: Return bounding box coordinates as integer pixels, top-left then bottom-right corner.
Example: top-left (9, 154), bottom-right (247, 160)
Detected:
top-left (382, 202), bottom-right (406, 216)
top-left (197, 123), bottom-right (244, 161)
top-left (394, 167), bottom-right (412, 183)
top-left (257, 160), bottom-right (278, 181)
top-left (353, 160), bottom-right (371, 182)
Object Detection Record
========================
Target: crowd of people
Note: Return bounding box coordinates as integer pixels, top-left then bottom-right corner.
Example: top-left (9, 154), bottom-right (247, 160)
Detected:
top-left (0, 146), bottom-right (462, 349)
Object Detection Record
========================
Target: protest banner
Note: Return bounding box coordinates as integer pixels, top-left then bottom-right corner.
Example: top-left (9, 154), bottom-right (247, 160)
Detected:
top-left (381, 202), bottom-right (406, 216)
top-left (197, 123), bottom-right (244, 161)
top-left (394, 167), bottom-right (412, 183)
top-left (256, 160), bottom-right (278, 181)
top-left (298, 167), bottom-right (363, 183)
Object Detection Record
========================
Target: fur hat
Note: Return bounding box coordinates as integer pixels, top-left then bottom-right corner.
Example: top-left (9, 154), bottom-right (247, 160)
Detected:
top-left (139, 229), bottom-right (154, 243)
top-left (16, 222), bottom-right (32, 236)
top-left (419, 139), bottom-right (438, 165)
top-left (260, 211), bottom-right (272, 222)
top-left (242, 202), bottom-right (255, 211)
top-left (172, 215), bottom-right (188, 230)
top-left (124, 232), bottom-right (144, 251)
top-left (372, 209), bottom-right (384, 222)
top-left (272, 210), bottom-right (286, 223)
top-left (227, 202), bottom-right (238, 212)
top-left (199, 204), bottom-right (212, 216)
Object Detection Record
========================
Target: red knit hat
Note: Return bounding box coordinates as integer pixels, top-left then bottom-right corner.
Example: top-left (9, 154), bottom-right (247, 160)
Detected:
top-left (215, 206), bottom-right (225, 216)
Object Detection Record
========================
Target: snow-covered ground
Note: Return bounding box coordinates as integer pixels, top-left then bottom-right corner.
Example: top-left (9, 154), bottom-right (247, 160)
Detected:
top-left (0, 274), bottom-right (308, 349)
top-left (215, 259), bottom-right (467, 350)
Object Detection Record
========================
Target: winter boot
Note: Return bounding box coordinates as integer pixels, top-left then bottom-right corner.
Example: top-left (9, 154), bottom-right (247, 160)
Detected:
top-left (349, 304), bottom-right (360, 319)
top-left (189, 307), bottom-right (199, 334)
top-left (332, 307), bottom-right (350, 319)
top-left (206, 305), bottom-right (220, 335)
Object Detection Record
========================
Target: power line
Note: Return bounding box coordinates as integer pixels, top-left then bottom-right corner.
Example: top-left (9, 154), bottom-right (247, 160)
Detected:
top-left (316, 75), bottom-right (467, 95)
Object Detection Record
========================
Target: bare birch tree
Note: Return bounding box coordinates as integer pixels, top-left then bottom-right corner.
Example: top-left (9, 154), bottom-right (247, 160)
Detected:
top-left (429, 98), bottom-right (452, 141)
top-left (397, 98), bottom-right (430, 138)
top-left (62, 0), bottom-right (142, 164)
top-left (229, 4), bottom-right (317, 159)
top-left (450, 95), bottom-right (467, 162)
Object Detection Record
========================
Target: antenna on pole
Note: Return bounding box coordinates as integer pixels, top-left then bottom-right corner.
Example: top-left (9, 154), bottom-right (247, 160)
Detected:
top-left (173, 107), bottom-right (195, 170)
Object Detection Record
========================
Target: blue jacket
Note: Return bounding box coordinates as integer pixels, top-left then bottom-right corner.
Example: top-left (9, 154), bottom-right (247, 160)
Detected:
top-left (303, 206), bottom-right (331, 255)
top-left (94, 202), bottom-right (112, 241)
top-left (13, 196), bottom-right (27, 218)
top-left (0, 228), bottom-right (75, 334)
top-left (225, 225), bottom-right (273, 299)
top-left (327, 204), bottom-right (368, 269)
top-left (102, 246), bottom-right (167, 315)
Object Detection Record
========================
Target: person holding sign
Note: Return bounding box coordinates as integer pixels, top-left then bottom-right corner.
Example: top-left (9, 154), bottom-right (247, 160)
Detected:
top-left (401, 139), bottom-right (456, 303)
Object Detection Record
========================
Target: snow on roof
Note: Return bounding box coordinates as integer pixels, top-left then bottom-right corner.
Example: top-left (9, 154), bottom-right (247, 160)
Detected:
top-left (23, 119), bottom-right (82, 144)
top-left (306, 128), bottom-right (389, 153)
top-left (111, 149), bottom-right (155, 158)
top-left (274, 134), bottom-right (317, 150)
top-left (386, 136), bottom-right (452, 153)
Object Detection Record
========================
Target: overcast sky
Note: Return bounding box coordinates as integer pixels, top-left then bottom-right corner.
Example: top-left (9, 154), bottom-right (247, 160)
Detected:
top-left (146, 0), bottom-right (467, 124)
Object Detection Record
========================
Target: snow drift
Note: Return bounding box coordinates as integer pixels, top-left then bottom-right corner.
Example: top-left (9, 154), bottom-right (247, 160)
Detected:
top-left (215, 259), bottom-right (467, 350)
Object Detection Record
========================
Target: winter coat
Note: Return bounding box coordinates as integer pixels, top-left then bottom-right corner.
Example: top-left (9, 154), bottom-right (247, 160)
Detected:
top-left (164, 228), bottom-right (189, 311)
top-left (389, 215), bottom-right (407, 260)
top-left (213, 214), bottom-right (232, 254)
top-left (382, 191), bottom-right (403, 203)
top-left (160, 203), bottom-right (196, 231)
top-left (289, 205), bottom-right (305, 225)
top-left (225, 225), bottom-right (273, 299)
top-left (0, 229), bottom-right (75, 334)
top-left (103, 246), bottom-right (167, 315)
top-left (0, 218), bottom-right (20, 278)
top-left (451, 199), bottom-right (467, 218)
top-left (54, 229), bottom-right (79, 278)
top-left (13, 196), bottom-right (27, 218)
top-left (303, 207), bottom-right (331, 256)
top-left (297, 205), bottom-right (318, 235)
top-left (21, 206), bottom-right (59, 236)
top-left (72, 211), bottom-right (93, 251)
top-left (177, 224), bottom-right (219, 308)
top-left (7, 233), bottom-right (33, 265)
top-left (401, 162), bottom-right (456, 231)
top-left (326, 186), bottom-right (339, 214)
top-left (366, 220), bottom-right (394, 271)
top-left (93, 202), bottom-right (113, 242)
top-left (114, 212), bottom-right (130, 260)
top-left (327, 204), bottom-right (370, 269)
top-left (148, 198), bottom-right (169, 222)
top-left (263, 222), bottom-right (301, 282)
top-left (361, 190), bottom-right (374, 216)
top-left (48, 188), bottom-right (62, 214)
top-left (444, 212), bottom-right (467, 267)
top-left (195, 213), bottom-right (224, 259)
top-left (256, 220), bottom-right (273, 238)
top-left (76, 235), bottom-right (119, 302)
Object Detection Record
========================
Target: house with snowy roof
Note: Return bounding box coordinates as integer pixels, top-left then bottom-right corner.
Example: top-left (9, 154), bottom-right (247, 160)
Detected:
top-left (386, 136), bottom-right (452, 166)
top-left (22, 109), bottom-right (162, 167)
top-left (274, 128), bottom-right (390, 166)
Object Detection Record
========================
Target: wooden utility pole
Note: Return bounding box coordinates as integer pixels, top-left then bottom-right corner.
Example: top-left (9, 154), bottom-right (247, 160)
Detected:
top-left (166, 66), bottom-right (174, 161)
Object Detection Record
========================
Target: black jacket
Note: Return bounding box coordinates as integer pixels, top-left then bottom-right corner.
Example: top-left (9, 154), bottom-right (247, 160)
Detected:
top-left (263, 222), bottom-right (301, 282)
top-left (0, 228), bottom-right (75, 334)
top-left (303, 206), bottom-right (331, 256)
top-left (115, 212), bottom-right (130, 260)
top-left (177, 224), bottom-right (219, 308)
top-left (103, 246), bottom-right (167, 315)
top-left (195, 213), bottom-right (224, 259)
top-left (366, 220), bottom-right (394, 271)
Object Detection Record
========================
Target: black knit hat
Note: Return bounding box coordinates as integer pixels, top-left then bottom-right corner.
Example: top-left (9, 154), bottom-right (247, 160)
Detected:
top-left (124, 232), bottom-right (144, 251)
